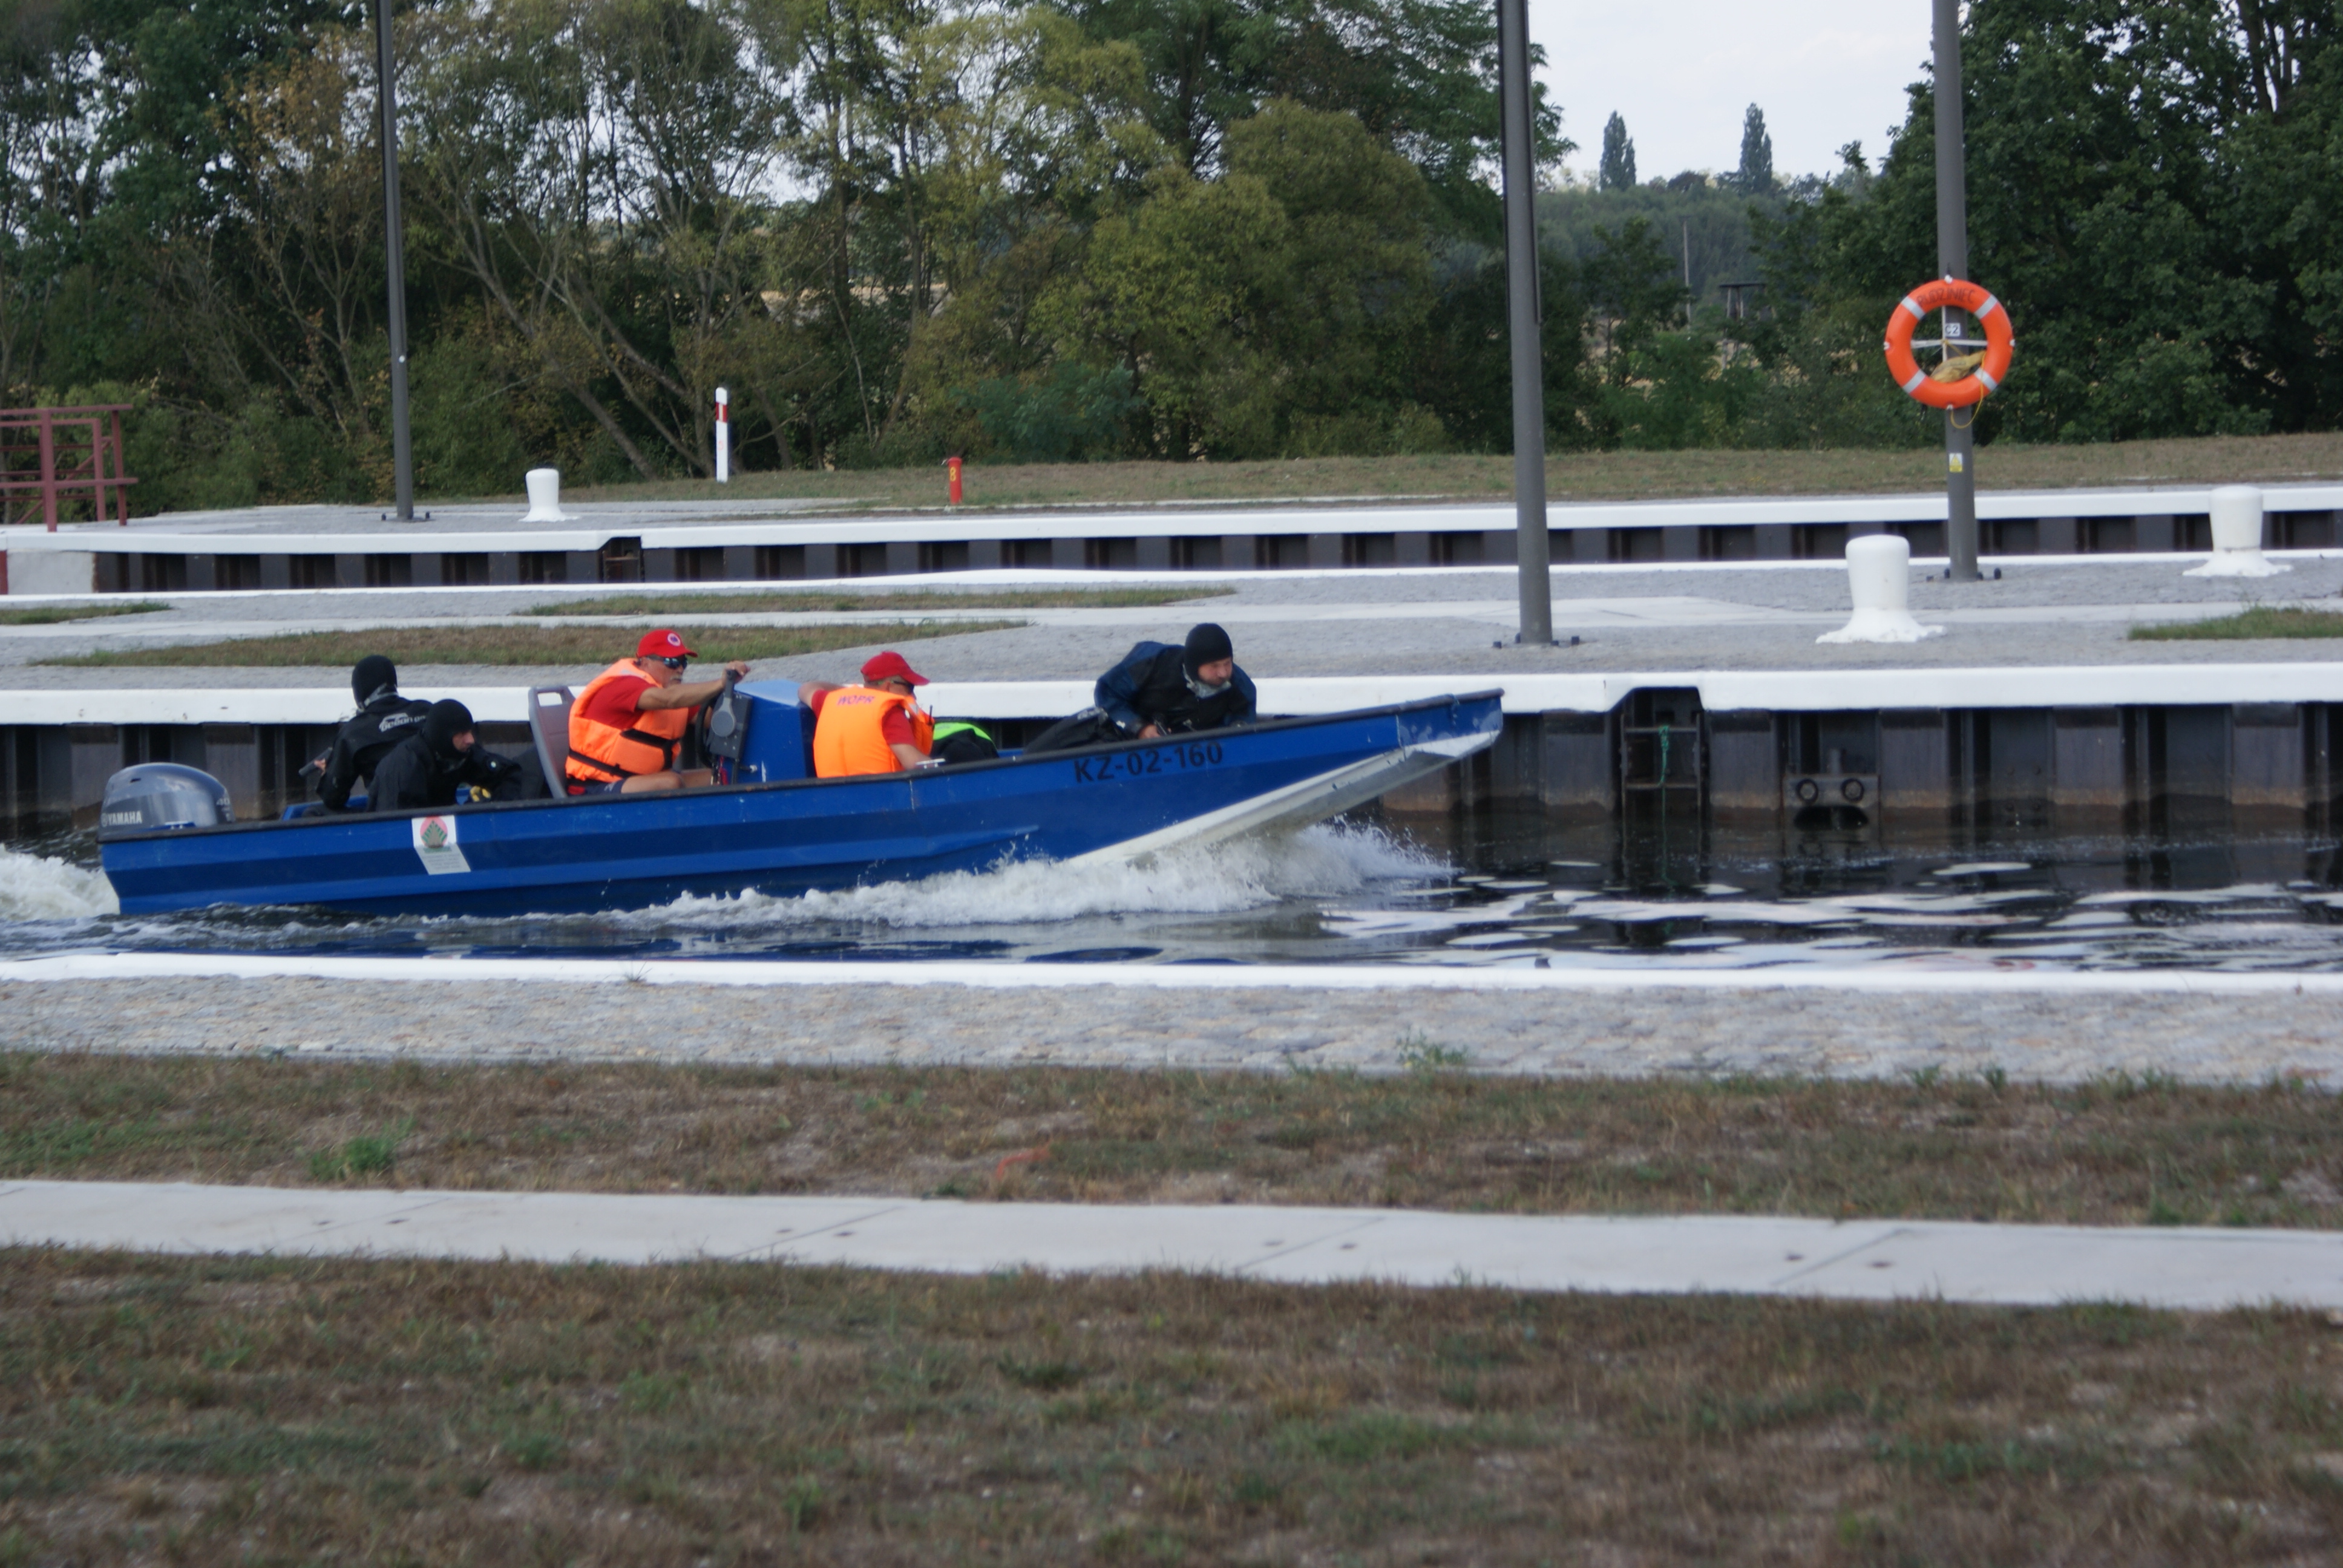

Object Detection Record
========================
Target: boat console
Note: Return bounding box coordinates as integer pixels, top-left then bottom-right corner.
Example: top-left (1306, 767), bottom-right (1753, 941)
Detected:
top-left (526, 677), bottom-right (821, 792)
top-left (703, 678), bottom-right (818, 783)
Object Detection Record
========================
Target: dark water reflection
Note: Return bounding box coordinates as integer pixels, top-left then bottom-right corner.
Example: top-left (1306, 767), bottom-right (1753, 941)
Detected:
top-left (4, 811), bottom-right (2343, 972)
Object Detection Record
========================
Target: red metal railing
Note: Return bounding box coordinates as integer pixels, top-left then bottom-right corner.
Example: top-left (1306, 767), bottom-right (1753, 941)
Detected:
top-left (0, 405), bottom-right (137, 530)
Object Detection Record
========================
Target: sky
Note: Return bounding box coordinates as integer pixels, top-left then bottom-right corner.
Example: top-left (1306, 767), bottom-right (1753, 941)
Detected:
top-left (1528, 1), bottom-right (1935, 183)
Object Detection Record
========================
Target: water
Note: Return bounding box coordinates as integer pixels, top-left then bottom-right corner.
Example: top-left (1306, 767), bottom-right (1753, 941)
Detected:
top-left (9, 815), bottom-right (2343, 972)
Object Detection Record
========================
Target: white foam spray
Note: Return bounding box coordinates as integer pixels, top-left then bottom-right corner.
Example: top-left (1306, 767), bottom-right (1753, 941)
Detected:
top-left (0, 848), bottom-right (118, 920)
top-left (651, 822), bottom-right (1444, 932)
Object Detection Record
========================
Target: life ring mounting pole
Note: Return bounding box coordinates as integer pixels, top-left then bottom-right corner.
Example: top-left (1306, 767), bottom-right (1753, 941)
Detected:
top-left (1932, 0), bottom-right (1980, 580)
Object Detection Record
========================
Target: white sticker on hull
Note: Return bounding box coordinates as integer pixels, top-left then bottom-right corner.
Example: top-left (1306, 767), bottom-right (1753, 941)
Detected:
top-left (412, 815), bottom-right (471, 875)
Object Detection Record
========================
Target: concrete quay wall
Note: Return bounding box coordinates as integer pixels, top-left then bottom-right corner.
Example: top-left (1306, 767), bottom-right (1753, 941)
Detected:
top-left (8, 694), bottom-right (2335, 841)
top-left (9, 489), bottom-right (2343, 594)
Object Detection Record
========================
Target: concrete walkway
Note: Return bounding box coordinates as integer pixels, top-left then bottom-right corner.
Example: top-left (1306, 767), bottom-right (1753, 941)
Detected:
top-left (6, 1178), bottom-right (2339, 1310)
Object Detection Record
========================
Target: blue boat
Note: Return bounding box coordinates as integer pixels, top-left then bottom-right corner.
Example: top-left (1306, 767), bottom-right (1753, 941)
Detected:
top-left (96, 682), bottom-right (1503, 916)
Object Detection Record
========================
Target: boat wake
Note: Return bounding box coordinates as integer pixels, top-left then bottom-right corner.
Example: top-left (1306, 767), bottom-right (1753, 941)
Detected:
top-left (650, 821), bottom-right (1447, 932)
top-left (0, 847), bottom-right (118, 921)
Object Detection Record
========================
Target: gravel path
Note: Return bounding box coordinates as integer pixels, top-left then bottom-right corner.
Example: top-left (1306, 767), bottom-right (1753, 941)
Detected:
top-left (9, 974), bottom-right (2338, 1086)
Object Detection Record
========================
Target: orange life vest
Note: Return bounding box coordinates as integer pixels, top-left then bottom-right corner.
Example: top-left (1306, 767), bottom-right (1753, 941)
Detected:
top-left (811, 687), bottom-right (934, 778)
top-left (567, 659), bottom-right (692, 786)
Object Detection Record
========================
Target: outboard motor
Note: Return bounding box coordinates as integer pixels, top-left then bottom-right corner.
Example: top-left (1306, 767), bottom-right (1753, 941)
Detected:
top-left (99, 763), bottom-right (234, 837)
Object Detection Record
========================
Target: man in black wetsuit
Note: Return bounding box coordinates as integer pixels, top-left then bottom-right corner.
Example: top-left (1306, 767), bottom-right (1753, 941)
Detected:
top-left (312, 655), bottom-right (431, 811)
top-left (1027, 623), bottom-right (1257, 753)
top-left (367, 700), bottom-right (520, 812)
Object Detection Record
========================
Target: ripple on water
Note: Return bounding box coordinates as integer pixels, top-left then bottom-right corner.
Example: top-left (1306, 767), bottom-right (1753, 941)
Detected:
top-left (14, 826), bottom-right (2343, 973)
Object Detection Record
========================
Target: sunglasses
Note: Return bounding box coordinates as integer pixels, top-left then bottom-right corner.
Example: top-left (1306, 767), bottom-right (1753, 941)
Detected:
top-left (656, 656), bottom-right (690, 670)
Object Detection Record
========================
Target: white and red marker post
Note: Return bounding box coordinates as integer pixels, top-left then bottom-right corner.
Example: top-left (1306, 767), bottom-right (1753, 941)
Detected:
top-left (713, 387), bottom-right (730, 483)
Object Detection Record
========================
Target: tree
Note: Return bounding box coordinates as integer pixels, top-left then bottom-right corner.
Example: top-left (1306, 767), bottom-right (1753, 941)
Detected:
top-left (1598, 110), bottom-right (1634, 191)
top-left (1786, 0), bottom-right (2292, 442)
top-left (1733, 103), bottom-right (1772, 194)
top-left (1043, 102), bottom-right (1441, 458)
top-left (1053, 0), bottom-right (1564, 239)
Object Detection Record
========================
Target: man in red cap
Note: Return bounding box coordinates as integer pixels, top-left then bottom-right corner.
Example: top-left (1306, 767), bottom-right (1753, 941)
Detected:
top-left (565, 629), bottom-right (751, 795)
top-left (808, 650), bottom-right (936, 777)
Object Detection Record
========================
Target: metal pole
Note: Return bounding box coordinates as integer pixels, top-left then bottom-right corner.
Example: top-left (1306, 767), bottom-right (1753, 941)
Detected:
top-left (1934, 0), bottom-right (1978, 580)
top-left (376, 0), bottom-right (415, 521)
top-left (1497, 0), bottom-right (1552, 644)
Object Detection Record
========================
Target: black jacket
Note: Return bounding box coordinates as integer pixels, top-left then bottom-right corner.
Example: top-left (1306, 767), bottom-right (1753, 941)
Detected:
top-left (316, 694), bottom-right (434, 810)
top-left (367, 734), bottom-right (520, 814)
top-left (1094, 641), bottom-right (1257, 735)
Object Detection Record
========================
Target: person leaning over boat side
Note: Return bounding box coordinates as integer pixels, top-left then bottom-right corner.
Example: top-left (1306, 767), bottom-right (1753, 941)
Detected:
top-left (1026, 622), bottom-right (1256, 753)
top-left (566, 629), bottom-right (752, 795)
top-left (810, 651), bottom-right (936, 777)
top-left (307, 654), bottom-right (433, 811)
top-left (367, 700), bottom-right (518, 812)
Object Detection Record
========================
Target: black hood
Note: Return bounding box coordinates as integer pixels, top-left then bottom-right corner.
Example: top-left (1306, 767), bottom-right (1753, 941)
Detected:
top-left (1182, 622), bottom-right (1233, 676)
top-left (352, 654), bottom-right (398, 705)
top-left (419, 699), bottom-right (474, 757)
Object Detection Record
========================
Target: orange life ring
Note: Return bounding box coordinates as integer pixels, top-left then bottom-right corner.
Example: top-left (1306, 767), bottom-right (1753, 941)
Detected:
top-left (1881, 278), bottom-right (2014, 410)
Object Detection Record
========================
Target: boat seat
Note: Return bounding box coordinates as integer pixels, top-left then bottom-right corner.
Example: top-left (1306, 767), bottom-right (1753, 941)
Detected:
top-left (527, 686), bottom-right (575, 797)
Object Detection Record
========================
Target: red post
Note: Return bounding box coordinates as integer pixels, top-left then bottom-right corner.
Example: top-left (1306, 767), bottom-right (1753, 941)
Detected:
top-left (946, 454), bottom-right (963, 506)
top-left (110, 408), bottom-right (128, 523)
top-left (37, 409), bottom-right (56, 531)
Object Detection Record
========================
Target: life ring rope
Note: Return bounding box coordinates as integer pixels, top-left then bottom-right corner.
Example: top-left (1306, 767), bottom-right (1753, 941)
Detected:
top-left (1883, 278), bottom-right (2014, 410)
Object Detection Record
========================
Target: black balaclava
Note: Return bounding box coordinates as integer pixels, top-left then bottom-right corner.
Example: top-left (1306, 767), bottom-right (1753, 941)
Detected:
top-left (352, 654), bottom-right (399, 706)
top-left (1181, 623), bottom-right (1234, 698)
top-left (419, 699), bottom-right (474, 759)
top-left (1182, 622), bottom-right (1233, 673)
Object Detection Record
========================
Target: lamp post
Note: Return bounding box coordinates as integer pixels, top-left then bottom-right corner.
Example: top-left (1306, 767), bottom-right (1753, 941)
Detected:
top-left (1934, 0), bottom-right (1978, 579)
top-left (1496, 0), bottom-right (1552, 645)
top-left (375, 0), bottom-right (416, 521)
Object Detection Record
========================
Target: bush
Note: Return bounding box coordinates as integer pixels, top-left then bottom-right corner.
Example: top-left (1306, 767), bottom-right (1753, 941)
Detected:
top-left (950, 363), bottom-right (1140, 464)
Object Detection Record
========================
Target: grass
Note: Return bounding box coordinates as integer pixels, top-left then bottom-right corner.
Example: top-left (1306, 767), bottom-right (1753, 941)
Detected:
top-left (34, 621), bottom-right (1024, 669)
top-left (0, 599), bottom-right (168, 625)
top-left (2131, 604), bottom-right (2343, 640)
top-left (4, 1246), bottom-right (2338, 1564)
top-left (523, 586), bottom-right (1236, 616)
top-left (551, 431), bottom-right (2343, 512)
top-left (7, 1054), bottom-right (2343, 1229)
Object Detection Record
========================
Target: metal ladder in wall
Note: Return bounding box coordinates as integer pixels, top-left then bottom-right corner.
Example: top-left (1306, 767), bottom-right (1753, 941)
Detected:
top-left (1617, 689), bottom-right (1708, 805)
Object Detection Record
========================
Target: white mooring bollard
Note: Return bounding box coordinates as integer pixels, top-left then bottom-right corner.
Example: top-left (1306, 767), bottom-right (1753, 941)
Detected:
top-left (1817, 533), bottom-right (1943, 644)
top-left (2184, 483), bottom-right (2287, 577)
top-left (522, 467), bottom-right (568, 523)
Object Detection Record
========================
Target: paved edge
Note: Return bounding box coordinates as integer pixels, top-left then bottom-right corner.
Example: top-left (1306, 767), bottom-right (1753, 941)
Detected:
top-left (7, 969), bottom-right (2338, 1085)
top-left (5, 1179), bottom-right (2339, 1310)
top-left (10, 950), bottom-right (2343, 997)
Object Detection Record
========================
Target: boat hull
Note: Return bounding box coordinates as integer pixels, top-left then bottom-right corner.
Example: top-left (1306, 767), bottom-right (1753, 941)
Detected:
top-left (99, 693), bottom-right (1503, 916)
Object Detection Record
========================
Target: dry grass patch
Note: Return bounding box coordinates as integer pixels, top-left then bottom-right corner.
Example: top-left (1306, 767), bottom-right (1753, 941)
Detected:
top-left (0, 599), bottom-right (171, 626)
top-left (35, 621), bottom-right (1023, 669)
top-left (6, 1054), bottom-right (2340, 1228)
top-left (555, 432), bottom-right (2343, 511)
top-left (2, 1246), bottom-right (2339, 1564)
top-left (524, 585), bottom-right (1236, 616)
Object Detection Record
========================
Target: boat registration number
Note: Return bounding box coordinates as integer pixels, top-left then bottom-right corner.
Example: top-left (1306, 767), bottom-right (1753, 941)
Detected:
top-left (1071, 740), bottom-right (1224, 783)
